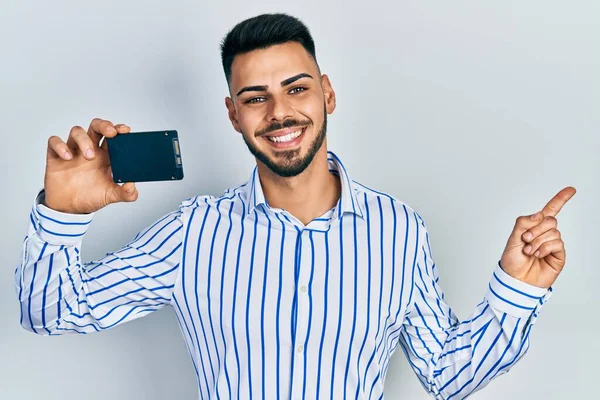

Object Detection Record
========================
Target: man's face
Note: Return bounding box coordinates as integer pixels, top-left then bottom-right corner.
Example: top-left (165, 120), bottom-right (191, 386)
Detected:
top-left (225, 41), bottom-right (336, 177)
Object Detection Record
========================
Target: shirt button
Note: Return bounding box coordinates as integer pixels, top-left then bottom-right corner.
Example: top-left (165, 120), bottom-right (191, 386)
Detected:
top-left (300, 285), bottom-right (307, 293)
top-left (297, 344), bottom-right (304, 353)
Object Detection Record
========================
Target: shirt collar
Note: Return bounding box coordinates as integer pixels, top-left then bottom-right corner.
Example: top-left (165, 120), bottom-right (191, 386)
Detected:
top-left (244, 150), bottom-right (364, 220)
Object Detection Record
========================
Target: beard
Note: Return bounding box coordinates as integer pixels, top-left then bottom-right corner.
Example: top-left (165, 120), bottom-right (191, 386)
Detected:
top-left (242, 104), bottom-right (328, 178)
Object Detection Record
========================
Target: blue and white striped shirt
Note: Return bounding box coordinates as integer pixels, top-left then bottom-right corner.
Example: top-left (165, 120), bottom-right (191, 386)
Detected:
top-left (15, 150), bottom-right (552, 399)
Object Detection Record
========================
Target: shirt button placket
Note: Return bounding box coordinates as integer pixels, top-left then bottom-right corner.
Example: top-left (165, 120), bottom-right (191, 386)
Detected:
top-left (292, 229), bottom-right (311, 398)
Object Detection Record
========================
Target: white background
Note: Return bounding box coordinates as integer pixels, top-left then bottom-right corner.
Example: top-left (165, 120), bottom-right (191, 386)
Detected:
top-left (1, 1), bottom-right (598, 398)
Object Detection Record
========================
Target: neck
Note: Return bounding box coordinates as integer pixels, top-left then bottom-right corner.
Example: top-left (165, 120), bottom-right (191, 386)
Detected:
top-left (257, 144), bottom-right (341, 226)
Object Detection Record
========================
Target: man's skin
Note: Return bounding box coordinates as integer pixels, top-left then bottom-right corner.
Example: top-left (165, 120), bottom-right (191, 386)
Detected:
top-left (43, 40), bottom-right (575, 309)
top-left (224, 42), bottom-right (339, 226)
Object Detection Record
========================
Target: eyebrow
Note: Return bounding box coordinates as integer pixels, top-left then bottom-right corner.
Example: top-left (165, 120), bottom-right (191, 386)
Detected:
top-left (235, 73), bottom-right (313, 97)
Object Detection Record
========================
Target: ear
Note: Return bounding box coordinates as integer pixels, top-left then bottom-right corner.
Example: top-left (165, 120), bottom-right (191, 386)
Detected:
top-left (225, 97), bottom-right (242, 133)
top-left (320, 74), bottom-right (336, 114)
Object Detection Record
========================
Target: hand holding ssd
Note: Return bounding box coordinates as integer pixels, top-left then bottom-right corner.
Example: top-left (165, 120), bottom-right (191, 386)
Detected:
top-left (106, 130), bottom-right (184, 183)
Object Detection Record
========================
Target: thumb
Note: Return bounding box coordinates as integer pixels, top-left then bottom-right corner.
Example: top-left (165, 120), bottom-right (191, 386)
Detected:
top-left (107, 182), bottom-right (138, 204)
top-left (506, 211), bottom-right (544, 246)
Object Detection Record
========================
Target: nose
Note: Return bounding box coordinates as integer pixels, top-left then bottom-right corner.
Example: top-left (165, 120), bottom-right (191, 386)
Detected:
top-left (267, 94), bottom-right (294, 122)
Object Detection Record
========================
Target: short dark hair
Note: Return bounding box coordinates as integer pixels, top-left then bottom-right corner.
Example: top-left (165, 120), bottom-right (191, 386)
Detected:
top-left (220, 13), bottom-right (319, 86)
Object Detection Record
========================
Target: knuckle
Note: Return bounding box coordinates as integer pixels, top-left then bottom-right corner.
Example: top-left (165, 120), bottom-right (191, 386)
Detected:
top-left (516, 216), bottom-right (526, 225)
top-left (554, 229), bottom-right (561, 238)
top-left (70, 128), bottom-right (86, 140)
top-left (70, 125), bottom-right (84, 134)
top-left (91, 118), bottom-right (103, 124)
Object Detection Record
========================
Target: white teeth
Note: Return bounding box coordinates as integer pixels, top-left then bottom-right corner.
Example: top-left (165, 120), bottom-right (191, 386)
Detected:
top-left (267, 129), bottom-right (303, 143)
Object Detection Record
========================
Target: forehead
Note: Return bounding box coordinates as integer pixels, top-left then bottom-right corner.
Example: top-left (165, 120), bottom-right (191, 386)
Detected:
top-left (230, 42), bottom-right (317, 91)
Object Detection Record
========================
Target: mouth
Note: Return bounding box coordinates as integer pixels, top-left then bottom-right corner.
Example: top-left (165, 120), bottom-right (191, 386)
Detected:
top-left (262, 126), bottom-right (307, 149)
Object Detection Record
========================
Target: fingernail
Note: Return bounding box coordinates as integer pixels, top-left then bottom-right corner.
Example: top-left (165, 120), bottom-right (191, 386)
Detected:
top-left (524, 245), bottom-right (532, 254)
top-left (534, 250), bottom-right (540, 258)
top-left (126, 186), bottom-right (135, 193)
top-left (64, 151), bottom-right (72, 159)
top-left (523, 232), bottom-right (533, 241)
top-left (86, 148), bottom-right (95, 158)
top-left (107, 126), bottom-right (116, 134)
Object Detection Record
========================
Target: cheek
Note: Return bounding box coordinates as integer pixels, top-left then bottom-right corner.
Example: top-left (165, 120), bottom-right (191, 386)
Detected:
top-left (237, 110), bottom-right (263, 134)
top-left (293, 95), bottom-right (323, 122)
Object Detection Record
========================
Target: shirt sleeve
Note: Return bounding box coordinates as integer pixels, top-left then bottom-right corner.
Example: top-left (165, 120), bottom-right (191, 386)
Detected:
top-left (14, 189), bottom-right (188, 335)
top-left (398, 214), bottom-right (552, 399)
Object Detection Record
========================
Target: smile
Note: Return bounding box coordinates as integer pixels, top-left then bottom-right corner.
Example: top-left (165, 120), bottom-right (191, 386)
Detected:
top-left (264, 127), bottom-right (307, 144)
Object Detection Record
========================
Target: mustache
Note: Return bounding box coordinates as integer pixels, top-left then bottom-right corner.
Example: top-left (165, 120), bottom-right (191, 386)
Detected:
top-left (256, 119), bottom-right (311, 136)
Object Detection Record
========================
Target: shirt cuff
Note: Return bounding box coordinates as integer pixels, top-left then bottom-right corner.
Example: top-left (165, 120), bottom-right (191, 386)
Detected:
top-left (33, 189), bottom-right (96, 245)
top-left (485, 261), bottom-right (553, 318)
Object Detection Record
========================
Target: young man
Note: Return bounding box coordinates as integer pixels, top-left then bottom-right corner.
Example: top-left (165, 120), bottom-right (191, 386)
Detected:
top-left (15, 13), bottom-right (575, 399)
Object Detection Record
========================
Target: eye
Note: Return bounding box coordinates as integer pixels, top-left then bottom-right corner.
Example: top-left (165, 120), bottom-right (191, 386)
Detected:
top-left (246, 97), bottom-right (266, 104)
top-left (289, 86), bottom-right (307, 94)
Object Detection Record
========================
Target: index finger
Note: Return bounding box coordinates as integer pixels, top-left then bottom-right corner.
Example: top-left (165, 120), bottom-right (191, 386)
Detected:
top-left (99, 124), bottom-right (130, 150)
top-left (88, 118), bottom-right (118, 144)
top-left (541, 186), bottom-right (577, 217)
